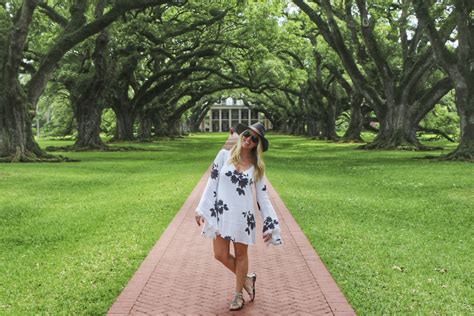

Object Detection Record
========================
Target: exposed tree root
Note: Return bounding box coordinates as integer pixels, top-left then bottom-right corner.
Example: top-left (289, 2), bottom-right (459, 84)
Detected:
top-left (444, 150), bottom-right (473, 161)
top-left (418, 152), bottom-right (473, 162)
top-left (0, 149), bottom-right (78, 163)
top-left (339, 137), bottom-right (365, 143)
top-left (357, 137), bottom-right (443, 151)
top-left (358, 143), bottom-right (443, 151)
top-left (308, 135), bottom-right (341, 142)
top-left (341, 130), bottom-right (364, 143)
top-left (45, 145), bottom-right (154, 152)
top-left (137, 138), bottom-right (153, 143)
top-left (107, 137), bottom-right (135, 143)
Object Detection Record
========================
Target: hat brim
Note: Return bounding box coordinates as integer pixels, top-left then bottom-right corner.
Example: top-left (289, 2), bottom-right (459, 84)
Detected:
top-left (236, 123), bottom-right (269, 152)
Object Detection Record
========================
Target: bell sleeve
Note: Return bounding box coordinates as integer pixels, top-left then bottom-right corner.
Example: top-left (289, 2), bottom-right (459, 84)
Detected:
top-left (255, 175), bottom-right (283, 246)
top-left (195, 149), bottom-right (227, 238)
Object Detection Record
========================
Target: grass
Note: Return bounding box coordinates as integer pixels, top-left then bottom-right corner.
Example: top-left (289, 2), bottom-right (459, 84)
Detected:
top-left (264, 133), bottom-right (473, 314)
top-left (0, 133), bottom-right (227, 314)
top-left (0, 132), bottom-right (472, 314)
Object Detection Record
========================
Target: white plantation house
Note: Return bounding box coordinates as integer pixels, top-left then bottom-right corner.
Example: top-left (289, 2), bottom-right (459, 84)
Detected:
top-left (199, 97), bottom-right (272, 132)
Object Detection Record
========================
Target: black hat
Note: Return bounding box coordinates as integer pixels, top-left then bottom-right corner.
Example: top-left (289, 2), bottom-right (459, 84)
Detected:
top-left (236, 122), bottom-right (269, 152)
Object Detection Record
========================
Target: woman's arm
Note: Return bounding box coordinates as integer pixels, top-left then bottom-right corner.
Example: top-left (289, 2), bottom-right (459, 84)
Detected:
top-left (255, 175), bottom-right (283, 246)
top-left (195, 149), bottom-right (227, 218)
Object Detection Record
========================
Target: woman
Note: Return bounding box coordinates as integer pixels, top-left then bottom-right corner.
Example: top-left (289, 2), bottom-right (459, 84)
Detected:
top-left (194, 122), bottom-right (283, 311)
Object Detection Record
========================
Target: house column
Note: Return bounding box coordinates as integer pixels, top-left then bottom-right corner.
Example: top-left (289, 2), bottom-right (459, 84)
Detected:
top-left (248, 109), bottom-right (251, 125)
top-left (209, 109), bottom-right (212, 132)
top-left (228, 109), bottom-right (231, 129)
top-left (219, 109), bottom-right (222, 132)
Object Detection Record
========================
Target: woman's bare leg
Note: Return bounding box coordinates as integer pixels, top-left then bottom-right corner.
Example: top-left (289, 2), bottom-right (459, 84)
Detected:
top-left (213, 236), bottom-right (249, 293)
top-left (213, 235), bottom-right (236, 273)
top-left (233, 242), bottom-right (248, 293)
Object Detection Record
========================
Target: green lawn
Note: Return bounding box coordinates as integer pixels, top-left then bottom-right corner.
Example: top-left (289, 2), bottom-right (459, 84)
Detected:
top-left (265, 134), bottom-right (473, 314)
top-left (0, 133), bottom-right (472, 314)
top-left (0, 134), bottom-right (227, 314)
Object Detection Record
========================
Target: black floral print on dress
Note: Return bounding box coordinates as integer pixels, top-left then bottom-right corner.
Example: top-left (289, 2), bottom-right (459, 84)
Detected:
top-left (242, 210), bottom-right (256, 235)
top-left (223, 235), bottom-right (235, 242)
top-left (196, 149), bottom-right (283, 245)
top-left (263, 216), bottom-right (279, 233)
top-left (210, 163), bottom-right (219, 179)
top-left (209, 199), bottom-right (229, 223)
top-left (225, 170), bottom-right (250, 195)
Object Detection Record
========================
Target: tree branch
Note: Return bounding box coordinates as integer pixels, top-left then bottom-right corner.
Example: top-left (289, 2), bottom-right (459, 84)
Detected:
top-left (355, 0), bottom-right (395, 105)
top-left (26, 0), bottom-right (171, 107)
top-left (416, 125), bottom-right (456, 142)
top-left (413, 2), bottom-right (457, 70)
top-left (277, 50), bottom-right (305, 68)
top-left (411, 77), bottom-right (453, 124)
top-left (344, 0), bottom-right (370, 65)
top-left (37, 2), bottom-right (68, 27)
top-left (141, 9), bottom-right (227, 45)
top-left (5, 0), bottom-right (37, 86)
top-left (294, 0), bottom-right (385, 111)
top-left (399, 0), bottom-right (409, 63)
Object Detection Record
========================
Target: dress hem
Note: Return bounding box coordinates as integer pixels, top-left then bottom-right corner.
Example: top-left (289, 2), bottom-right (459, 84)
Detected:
top-left (200, 231), bottom-right (256, 245)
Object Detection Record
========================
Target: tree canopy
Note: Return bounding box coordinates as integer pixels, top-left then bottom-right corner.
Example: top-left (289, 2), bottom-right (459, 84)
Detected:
top-left (0, 0), bottom-right (472, 161)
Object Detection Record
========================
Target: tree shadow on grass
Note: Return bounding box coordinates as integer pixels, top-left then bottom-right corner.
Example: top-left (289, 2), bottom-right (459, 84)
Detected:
top-left (268, 150), bottom-right (461, 169)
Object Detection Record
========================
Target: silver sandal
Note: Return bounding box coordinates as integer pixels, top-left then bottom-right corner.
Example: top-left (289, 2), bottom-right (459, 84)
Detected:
top-left (229, 291), bottom-right (245, 311)
top-left (244, 272), bottom-right (257, 302)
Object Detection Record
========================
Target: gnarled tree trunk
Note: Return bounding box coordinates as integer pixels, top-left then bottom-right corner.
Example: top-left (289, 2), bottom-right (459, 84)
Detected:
top-left (343, 93), bottom-right (364, 142)
top-left (152, 113), bottom-right (168, 137)
top-left (166, 119), bottom-right (182, 137)
top-left (414, 1), bottom-right (473, 160)
top-left (0, 88), bottom-right (53, 161)
top-left (189, 103), bottom-right (210, 132)
top-left (138, 111), bottom-right (153, 140)
top-left (288, 116), bottom-right (305, 135)
top-left (74, 102), bottom-right (105, 149)
top-left (359, 103), bottom-right (422, 149)
top-left (321, 99), bottom-right (339, 140)
top-left (447, 84), bottom-right (474, 159)
top-left (72, 24), bottom-right (109, 150)
top-left (306, 115), bottom-right (318, 137)
top-left (0, 0), bottom-right (57, 162)
top-left (113, 104), bottom-right (136, 141)
top-left (270, 117), bottom-right (286, 133)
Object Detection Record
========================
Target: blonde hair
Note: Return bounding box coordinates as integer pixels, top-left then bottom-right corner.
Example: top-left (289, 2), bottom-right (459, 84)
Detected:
top-left (228, 132), bottom-right (265, 183)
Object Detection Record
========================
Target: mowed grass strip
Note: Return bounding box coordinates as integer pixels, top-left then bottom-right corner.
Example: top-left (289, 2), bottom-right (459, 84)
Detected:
top-left (264, 134), bottom-right (473, 314)
top-left (0, 133), bottom-right (227, 314)
top-left (1, 132), bottom-right (472, 314)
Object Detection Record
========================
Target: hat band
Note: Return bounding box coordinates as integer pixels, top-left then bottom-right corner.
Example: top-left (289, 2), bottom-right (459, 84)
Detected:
top-left (248, 126), bottom-right (263, 138)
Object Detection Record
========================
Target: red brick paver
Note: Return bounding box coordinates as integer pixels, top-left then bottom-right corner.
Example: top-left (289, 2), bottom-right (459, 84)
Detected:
top-left (108, 135), bottom-right (355, 315)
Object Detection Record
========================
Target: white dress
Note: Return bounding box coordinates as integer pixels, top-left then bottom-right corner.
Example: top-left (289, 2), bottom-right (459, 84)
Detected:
top-left (195, 149), bottom-right (283, 246)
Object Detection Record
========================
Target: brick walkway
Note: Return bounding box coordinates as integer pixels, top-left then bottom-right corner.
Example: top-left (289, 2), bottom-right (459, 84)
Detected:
top-left (108, 135), bottom-right (355, 315)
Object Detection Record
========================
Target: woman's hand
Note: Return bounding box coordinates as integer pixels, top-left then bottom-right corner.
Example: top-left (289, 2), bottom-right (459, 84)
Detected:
top-left (195, 215), bottom-right (204, 226)
top-left (263, 233), bottom-right (272, 243)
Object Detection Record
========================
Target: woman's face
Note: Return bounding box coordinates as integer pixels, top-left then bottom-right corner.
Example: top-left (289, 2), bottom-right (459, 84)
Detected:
top-left (241, 129), bottom-right (259, 151)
